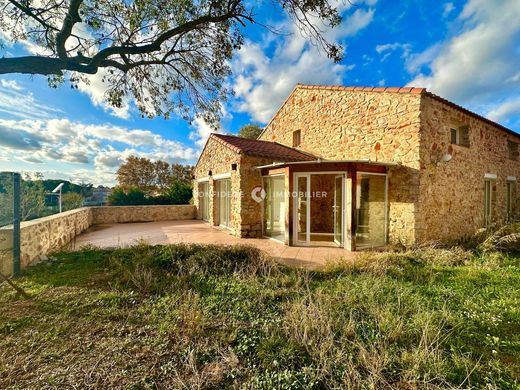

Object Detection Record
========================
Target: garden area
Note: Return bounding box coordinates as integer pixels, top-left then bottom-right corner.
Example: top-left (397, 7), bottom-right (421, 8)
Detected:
top-left (0, 230), bottom-right (519, 388)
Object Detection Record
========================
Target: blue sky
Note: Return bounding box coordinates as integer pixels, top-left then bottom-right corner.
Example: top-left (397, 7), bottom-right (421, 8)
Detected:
top-left (1, 0), bottom-right (519, 185)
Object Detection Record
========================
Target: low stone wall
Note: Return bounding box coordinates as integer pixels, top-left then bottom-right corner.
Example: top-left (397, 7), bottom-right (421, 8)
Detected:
top-left (91, 205), bottom-right (195, 224)
top-left (0, 205), bottom-right (196, 275)
top-left (0, 207), bottom-right (92, 275)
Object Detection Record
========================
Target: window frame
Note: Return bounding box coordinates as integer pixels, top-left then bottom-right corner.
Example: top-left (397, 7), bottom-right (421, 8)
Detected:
top-left (292, 130), bottom-right (301, 147)
top-left (507, 140), bottom-right (519, 161)
top-left (484, 177), bottom-right (496, 227)
top-left (450, 124), bottom-right (470, 147)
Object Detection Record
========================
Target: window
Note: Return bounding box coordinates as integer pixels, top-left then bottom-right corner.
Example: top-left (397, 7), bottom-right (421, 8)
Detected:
top-left (507, 180), bottom-right (515, 221)
top-left (450, 125), bottom-right (470, 147)
top-left (507, 140), bottom-right (519, 161)
top-left (484, 178), bottom-right (496, 227)
top-left (292, 130), bottom-right (301, 147)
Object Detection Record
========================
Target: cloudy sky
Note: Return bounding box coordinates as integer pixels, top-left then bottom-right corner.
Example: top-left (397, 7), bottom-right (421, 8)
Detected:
top-left (1, 0), bottom-right (519, 185)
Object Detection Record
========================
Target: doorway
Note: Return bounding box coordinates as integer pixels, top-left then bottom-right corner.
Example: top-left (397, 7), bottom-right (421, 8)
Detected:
top-left (263, 175), bottom-right (286, 242)
top-left (215, 178), bottom-right (231, 228)
top-left (294, 173), bottom-right (345, 247)
top-left (198, 181), bottom-right (209, 221)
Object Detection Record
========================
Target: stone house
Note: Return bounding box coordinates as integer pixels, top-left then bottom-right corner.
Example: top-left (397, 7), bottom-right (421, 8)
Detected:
top-left (193, 84), bottom-right (520, 250)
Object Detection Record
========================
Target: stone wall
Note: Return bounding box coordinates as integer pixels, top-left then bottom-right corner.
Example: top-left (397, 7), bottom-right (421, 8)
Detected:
top-left (416, 95), bottom-right (520, 242)
top-left (193, 136), bottom-right (242, 235)
top-left (91, 205), bottom-right (195, 224)
top-left (239, 155), bottom-right (272, 238)
top-left (0, 207), bottom-right (92, 275)
top-left (260, 86), bottom-right (422, 245)
top-left (0, 205), bottom-right (197, 275)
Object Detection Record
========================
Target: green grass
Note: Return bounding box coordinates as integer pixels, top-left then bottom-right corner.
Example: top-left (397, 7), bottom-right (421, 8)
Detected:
top-left (0, 244), bottom-right (519, 389)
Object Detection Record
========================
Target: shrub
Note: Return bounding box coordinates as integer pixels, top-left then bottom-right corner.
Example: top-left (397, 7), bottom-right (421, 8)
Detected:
top-left (478, 223), bottom-right (520, 253)
top-left (108, 243), bottom-right (275, 293)
top-left (160, 181), bottom-right (192, 205)
top-left (108, 186), bottom-right (148, 205)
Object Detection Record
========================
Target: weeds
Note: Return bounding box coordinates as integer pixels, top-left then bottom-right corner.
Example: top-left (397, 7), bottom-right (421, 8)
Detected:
top-left (0, 241), bottom-right (518, 389)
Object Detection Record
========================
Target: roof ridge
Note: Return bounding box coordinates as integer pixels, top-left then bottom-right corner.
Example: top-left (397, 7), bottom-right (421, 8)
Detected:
top-left (295, 84), bottom-right (426, 94)
top-left (209, 133), bottom-right (316, 161)
top-left (423, 92), bottom-right (519, 139)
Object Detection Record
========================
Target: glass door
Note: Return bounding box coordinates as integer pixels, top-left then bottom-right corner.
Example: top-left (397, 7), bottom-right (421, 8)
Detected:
top-left (199, 181), bottom-right (209, 221)
top-left (295, 174), bottom-right (310, 245)
top-left (216, 178), bottom-right (231, 228)
top-left (263, 175), bottom-right (286, 242)
top-left (333, 175), bottom-right (344, 246)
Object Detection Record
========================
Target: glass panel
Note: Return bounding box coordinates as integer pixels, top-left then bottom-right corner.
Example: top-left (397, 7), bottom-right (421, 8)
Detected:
top-left (297, 176), bottom-right (308, 243)
top-left (199, 182), bottom-right (209, 221)
top-left (356, 174), bottom-right (387, 249)
top-left (484, 180), bottom-right (494, 226)
top-left (264, 176), bottom-right (285, 241)
top-left (334, 176), bottom-right (343, 245)
top-left (217, 179), bottom-right (231, 228)
top-left (507, 182), bottom-right (513, 221)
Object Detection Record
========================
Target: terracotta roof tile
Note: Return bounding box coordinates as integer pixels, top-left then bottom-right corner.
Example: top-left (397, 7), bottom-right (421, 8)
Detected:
top-left (296, 83), bottom-right (427, 94)
top-left (211, 133), bottom-right (316, 161)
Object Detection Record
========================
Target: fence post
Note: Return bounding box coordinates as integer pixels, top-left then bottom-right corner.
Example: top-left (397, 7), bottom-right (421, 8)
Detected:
top-left (13, 172), bottom-right (21, 276)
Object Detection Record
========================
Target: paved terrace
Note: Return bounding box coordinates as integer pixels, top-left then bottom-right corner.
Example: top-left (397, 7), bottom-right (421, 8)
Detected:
top-left (74, 220), bottom-right (356, 269)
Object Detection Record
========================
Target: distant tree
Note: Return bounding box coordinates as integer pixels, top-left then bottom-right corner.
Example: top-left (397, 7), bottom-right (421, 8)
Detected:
top-left (62, 192), bottom-right (84, 211)
top-left (170, 164), bottom-right (193, 185)
top-left (238, 124), bottom-right (263, 140)
top-left (42, 179), bottom-right (85, 194)
top-left (116, 156), bottom-right (193, 192)
top-left (116, 156), bottom-right (156, 192)
top-left (108, 187), bottom-right (148, 206)
top-left (0, 172), bottom-right (46, 222)
top-left (155, 160), bottom-right (172, 190)
top-left (161, 182), bottom-right (192, 204)
top-left (0, 0), bottom-right (343, 124)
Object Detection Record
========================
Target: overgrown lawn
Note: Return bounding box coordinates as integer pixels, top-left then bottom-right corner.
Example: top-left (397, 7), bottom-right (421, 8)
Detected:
top-left (0, 244), bottom-right (519, 389)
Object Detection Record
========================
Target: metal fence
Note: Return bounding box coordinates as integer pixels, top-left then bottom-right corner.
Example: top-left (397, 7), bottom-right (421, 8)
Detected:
top-left (0, 172), bottom-right (21, 276)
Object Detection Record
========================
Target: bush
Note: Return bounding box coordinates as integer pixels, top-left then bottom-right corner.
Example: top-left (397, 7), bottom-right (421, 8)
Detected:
top-left (160, 181), bottom-right (192, 205)
top-left (109, 243), bottom-right (275, 293)
top-left (108, 186), bottom-right (148, 205)
top-left (478, 223), bottom-right (520, 253)
top-left (108, 183), bottom-right (192, 206)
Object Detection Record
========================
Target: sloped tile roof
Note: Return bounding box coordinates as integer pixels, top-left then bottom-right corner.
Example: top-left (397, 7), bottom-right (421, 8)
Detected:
top-left (211, 133), bottom-right (316, 161)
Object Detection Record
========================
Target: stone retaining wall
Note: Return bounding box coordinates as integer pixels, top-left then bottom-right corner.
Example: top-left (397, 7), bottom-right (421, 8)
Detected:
top-left (91, 205), bottom-right (195, 224)
top-left (0, 205), bottom-right (196, 275)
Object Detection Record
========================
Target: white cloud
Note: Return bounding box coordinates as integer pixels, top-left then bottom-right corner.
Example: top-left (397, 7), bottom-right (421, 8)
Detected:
top-left (375, 42), bottom-right (412, 62)
top-left (487, 98), bottom-right (520, 123)
top-left (189, 116), bottom-right (218, 149)
top-left (0, 79), bottom-right (23, 91)
top-left (231, 3), bottom-right (376, 123)
top-left (442, 2), bottom-right (455, 18)
top-left (77, 69), bottom-right (131, 119)
top-left (0, 81), bottom-right (64, 120)
top-left (0, 118), bottom-right (198, 185)
top-left (407, 0), bottom-right (520, 128)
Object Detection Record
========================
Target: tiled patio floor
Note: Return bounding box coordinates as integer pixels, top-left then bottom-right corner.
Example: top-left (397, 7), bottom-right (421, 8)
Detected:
top-left (74, 220), bottom-right (356, 269)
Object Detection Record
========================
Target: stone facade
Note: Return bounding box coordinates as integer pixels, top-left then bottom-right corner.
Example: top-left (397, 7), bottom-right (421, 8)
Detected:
top-left (416, 95), bottom-right (520, 242)
top-left (0, 205), bottom-right (196, 275)
top-left (259, 86), bottom-right (422, 245)
top-left (194, 85), bottom-right (520, 247)
top-left (192, 136), bottom-right (270, 238)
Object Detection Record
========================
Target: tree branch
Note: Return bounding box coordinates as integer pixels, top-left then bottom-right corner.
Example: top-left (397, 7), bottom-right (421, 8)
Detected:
top-left (55, 0), bottom-right (83, 58)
